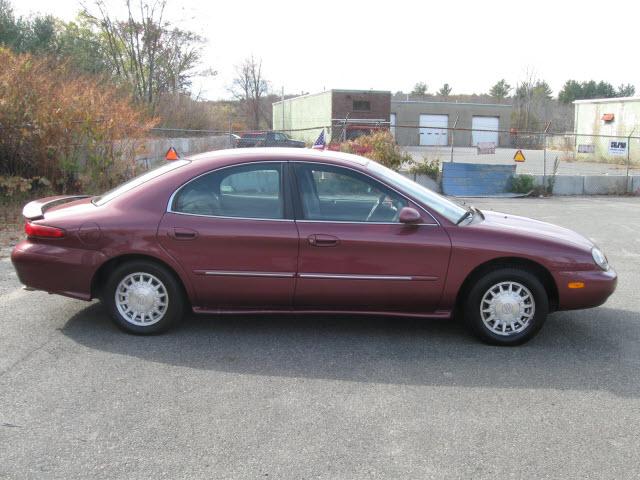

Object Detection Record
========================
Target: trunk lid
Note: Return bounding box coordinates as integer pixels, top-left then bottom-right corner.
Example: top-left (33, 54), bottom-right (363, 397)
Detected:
top-left (22, 195), bottom-right (91, 220)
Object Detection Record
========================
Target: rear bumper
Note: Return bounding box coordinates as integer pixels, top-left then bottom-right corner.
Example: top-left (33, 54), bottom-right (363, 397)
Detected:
top-left (11, 240), bottom-right (106, 301)
top-left (555, 267), bottom-right (617, 310)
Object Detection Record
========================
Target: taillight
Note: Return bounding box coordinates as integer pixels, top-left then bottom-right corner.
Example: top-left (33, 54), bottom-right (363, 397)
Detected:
top-left (25, 222), bottom-right (65, 238)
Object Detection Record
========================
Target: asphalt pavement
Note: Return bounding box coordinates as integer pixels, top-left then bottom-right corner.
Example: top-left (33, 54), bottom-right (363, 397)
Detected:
top-left (1, 196), bottom-right (639, 479)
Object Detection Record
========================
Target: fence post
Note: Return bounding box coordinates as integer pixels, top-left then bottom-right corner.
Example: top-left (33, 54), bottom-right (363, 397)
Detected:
top-left (450, 114), bottom-right (459, 163)
top-left (627, 128), bottom-right (635, 193)
top-left (542, 121), bottom-right (551, 190)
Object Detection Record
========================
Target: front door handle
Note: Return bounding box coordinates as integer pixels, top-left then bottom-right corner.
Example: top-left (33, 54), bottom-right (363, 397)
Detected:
top-left (169, 228), bottom-right (198, 240)
top-left (308, 234), bottom-right (339, 247)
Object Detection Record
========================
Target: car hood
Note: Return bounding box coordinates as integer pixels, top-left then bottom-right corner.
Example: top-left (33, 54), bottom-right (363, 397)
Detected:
top-left (478, 210), bottom-right (594, 250)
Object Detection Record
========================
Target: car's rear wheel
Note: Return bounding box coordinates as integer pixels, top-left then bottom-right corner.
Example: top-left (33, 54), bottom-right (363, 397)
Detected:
top-left (103, 260), bottom-right (184, 334)
top-left (464, 268), bottom-right (549, 346)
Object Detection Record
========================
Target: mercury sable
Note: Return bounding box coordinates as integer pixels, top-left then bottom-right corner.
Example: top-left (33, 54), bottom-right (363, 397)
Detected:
top-left (11, 148), bottom-right (617, 345)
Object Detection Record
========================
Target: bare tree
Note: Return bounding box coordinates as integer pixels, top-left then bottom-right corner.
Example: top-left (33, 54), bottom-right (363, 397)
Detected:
top-left (83, 0), bottom-right (204, 108)
top-left (514, 68), bottom-right (553, 130)
top-left (230, 55), bottom-right (268, 130)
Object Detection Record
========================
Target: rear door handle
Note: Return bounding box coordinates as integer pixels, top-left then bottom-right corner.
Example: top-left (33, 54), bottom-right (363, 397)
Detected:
top-left (308, 234), bottom-right (339, 247)
top-left (169, 228), bottom-right (198, 240)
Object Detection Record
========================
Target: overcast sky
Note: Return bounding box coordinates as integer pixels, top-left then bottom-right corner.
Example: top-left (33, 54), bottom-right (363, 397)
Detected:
top-left (14, 0), bottom-right (640, 100)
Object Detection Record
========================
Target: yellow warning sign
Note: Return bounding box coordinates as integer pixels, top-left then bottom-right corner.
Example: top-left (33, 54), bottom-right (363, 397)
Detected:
top-left (513, 149), bottom-right (526, 162)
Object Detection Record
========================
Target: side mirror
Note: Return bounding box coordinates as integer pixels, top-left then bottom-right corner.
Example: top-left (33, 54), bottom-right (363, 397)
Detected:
top-left (399, 206), bottom-right (422, 224)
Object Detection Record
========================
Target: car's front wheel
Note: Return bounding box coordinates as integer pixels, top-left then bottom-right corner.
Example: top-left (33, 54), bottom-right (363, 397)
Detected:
top-left (464, 268), bottom-right (549, 346)
top-left (103, 260), bottom-right (184, 334)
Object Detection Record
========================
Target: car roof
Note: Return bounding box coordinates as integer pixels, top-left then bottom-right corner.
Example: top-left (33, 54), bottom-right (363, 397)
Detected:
top-left (186, 147), bottom-right (371, 168)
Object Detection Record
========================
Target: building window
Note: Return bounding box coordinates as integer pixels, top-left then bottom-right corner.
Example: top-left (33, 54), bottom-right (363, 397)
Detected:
top-left (353, 100), bottom-right (371, 111)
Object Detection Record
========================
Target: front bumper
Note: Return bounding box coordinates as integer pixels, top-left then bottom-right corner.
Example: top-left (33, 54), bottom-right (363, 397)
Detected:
top-left (11, 240), bottom-right (106, 301)
top-left (555, 267), bottom-right (617, 311)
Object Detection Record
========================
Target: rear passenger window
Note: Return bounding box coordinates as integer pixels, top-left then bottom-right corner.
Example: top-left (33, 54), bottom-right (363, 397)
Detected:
top-left (172, 163), bottom-right (283, 219)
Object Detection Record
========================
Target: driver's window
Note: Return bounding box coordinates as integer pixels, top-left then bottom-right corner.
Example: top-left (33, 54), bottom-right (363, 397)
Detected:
top-left (294, 164), bottom-right (406, 222)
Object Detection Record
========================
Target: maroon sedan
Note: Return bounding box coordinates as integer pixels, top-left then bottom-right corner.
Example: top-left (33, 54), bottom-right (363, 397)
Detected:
top-left (12, 148), bottom-right (617, 345)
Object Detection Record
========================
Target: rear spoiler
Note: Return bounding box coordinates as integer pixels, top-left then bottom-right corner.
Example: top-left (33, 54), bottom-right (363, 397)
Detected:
top-left (22, 195), bottom-right (91, 220)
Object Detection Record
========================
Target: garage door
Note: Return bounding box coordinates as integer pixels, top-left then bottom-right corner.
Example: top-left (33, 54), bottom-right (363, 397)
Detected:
top-left (472, 116), bottom-right (499, 146)
top-left (419, 114), bottom-right (448, 146)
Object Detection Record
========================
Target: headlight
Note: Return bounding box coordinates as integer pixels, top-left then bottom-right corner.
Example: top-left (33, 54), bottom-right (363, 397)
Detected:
top-left (592, 247), bottom-right (609, 271)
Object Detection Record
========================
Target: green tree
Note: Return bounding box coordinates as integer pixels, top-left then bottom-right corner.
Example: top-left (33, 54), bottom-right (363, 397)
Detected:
top-left (558, 80), bottom-right (582, 103)
top-left (0, 0), bottom-right (19, 46)
top-left (437, 83), bottom-right (452, 98)
top-left (489, 79), bottom-right (511, 98)
top-left (617, 83), bottom-right (636, 97)
top-left (533, 80), bottom-right (552, 99)
top-left (558, 79), bottom-right (628, 103)
top-left (56, 15), bottom-right (111, 75)
top-left (411, 81), bottom-right (428, 96)
top-left (596, 81), bottom-right (616, 98)
top-left (0, 0), bottom-right (57, 54)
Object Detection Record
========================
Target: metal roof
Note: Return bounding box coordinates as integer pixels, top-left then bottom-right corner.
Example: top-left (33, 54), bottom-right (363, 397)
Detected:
top-left (573, 96), bottom-right (640, 105)
top-left (272, 89), bottom-right (391, 106)
top-left (391, 100), bottom-right (512, 108)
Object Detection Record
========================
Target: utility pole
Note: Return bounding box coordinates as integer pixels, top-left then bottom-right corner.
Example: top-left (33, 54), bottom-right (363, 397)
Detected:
top-left (281, 86), bottom-right (285, 131)
top-left (450, 114), bottom-right (459, 163)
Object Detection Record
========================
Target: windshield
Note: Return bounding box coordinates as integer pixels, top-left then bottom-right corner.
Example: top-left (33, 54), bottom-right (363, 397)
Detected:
top-left (367, 161), bottom-right (467, 223)
top-left (93, 159), bottom-right (190, 206)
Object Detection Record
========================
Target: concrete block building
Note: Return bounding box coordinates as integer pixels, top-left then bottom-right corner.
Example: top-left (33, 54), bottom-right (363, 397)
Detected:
top-left (272, 89), bottom-right (391, 143)
top-left (573, 97), bottom-right (640, 163)
top-left (390, 100), bottom-right (512, 147)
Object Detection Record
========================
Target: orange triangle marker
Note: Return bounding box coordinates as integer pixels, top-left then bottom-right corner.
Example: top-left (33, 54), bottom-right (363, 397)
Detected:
top-left (165, 147), bottom-right (180, 161)
top-left (513, 149), bottom-right (526, 162)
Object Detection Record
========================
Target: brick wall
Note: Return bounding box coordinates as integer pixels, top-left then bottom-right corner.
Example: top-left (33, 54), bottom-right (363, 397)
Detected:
top-left (331, 91), bottom-right (391, 121)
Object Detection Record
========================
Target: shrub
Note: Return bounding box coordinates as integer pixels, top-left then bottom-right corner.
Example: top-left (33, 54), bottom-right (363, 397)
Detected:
top-left (338, 130), bottom-right (412, 171)
top-left (509, 174), bottom-right (536, 193)
top-left (0, 47), bottom-right (155, 194)
top-left (408, 157), bottom-right (440, 180)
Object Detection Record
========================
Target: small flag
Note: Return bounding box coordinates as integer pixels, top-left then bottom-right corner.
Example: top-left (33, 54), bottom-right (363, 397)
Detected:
top-left (312, 130), bottom-right (326, 150)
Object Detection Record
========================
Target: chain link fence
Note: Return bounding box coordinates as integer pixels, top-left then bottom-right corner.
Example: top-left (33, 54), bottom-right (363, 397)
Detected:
top-left (392, 124), bottom-right (640, 195)
top-left (137, 123), bottom-right (640, 195)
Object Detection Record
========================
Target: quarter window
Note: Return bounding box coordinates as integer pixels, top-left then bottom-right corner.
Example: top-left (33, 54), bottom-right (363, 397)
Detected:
top-left (172, 163), bottom-right (284, 219)
top-left (294, 164), bottom-right (406, 222)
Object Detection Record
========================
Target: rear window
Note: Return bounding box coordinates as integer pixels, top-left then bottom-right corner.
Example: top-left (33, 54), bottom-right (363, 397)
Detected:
top-left (92, 160), bottom-right (190, 206)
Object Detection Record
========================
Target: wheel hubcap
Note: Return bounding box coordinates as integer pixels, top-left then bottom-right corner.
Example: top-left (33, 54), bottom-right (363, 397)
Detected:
top-left (480, 281), bottom-right (535, 336)
top-left (115, 272), bottom-right (168, 326)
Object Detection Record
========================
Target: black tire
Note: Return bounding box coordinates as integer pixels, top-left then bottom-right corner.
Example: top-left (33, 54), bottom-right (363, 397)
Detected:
top-left (464, 267), bottom-right (549, 346)
top-left (103, 260), bottom-right (184, 334)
